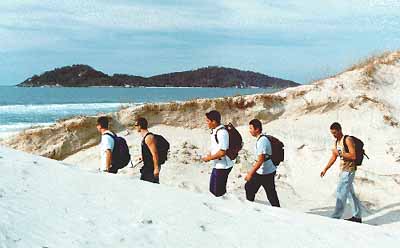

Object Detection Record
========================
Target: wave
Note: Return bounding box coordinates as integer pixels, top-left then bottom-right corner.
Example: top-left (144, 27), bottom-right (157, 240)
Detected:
top-left (0, 102), bottom-right (139, 114)
top-left (0, 122), bottom-right (55, 139)
top-left (0, 122), bottom-right (55, 131)
top-left (0, 103), bottom-right (144, 137)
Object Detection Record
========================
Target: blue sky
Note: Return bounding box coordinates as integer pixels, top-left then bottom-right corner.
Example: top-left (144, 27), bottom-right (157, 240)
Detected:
top-left (0, 0), bottom-right (399, 85)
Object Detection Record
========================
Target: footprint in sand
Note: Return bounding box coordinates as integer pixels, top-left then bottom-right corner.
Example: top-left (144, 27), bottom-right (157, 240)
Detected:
top-left (203, 202), bottom-right (216, 211)
top-left (141, 219), bottom-right (153, 225)
top-left (178, 181), bottom-right (188, 189)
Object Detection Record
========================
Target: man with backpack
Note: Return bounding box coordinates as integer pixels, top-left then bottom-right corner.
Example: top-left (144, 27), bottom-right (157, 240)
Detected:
top-left (320, 122), bottom-right (363, 223)
top-left (96, 116), bottom-right (117, 173)
top-left (135, 117), bottom-right (169, 184)
top-left (96, 116), bottom-right (131, 174)
top-left (202, 110), bottom-right (234, 197)
top-left (244, 119), bottom-right (281, 207)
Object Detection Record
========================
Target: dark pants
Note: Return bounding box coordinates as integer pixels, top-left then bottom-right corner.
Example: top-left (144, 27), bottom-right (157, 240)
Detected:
top-left (108, 166), bottom-right (118, 174)
top-left (140, 165), bottom-right (160, 184)
top-left (140, 172), bottom-right (159, 184)
top-left (245, 171), bottom-right (280, 207)
top-left (209, 167), bottom-right (232, 197)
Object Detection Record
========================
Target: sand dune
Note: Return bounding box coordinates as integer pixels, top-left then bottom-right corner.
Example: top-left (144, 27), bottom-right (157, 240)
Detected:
top-left (1, 146), bottom-right (399, 247)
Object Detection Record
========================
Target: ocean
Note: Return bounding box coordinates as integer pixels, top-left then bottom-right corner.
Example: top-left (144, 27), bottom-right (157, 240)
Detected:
top-left (0, 86), bottom-right (275, 138)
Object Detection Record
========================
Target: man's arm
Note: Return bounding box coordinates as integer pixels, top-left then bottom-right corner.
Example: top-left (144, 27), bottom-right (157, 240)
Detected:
top-left (202, 150), bottom-right (226, 162)
top-left (342, 137), bottom-right (356, 161)
top-left (202, 130), bottom-right (228, 162)
top-left (105, 149), bottom-right (112, 171)
top-left (245, 154), bottom-right (265, 181)
top-left (145, 135), bottom-right (159, 177)
top-left (320, 150), bottom-right (339, 177)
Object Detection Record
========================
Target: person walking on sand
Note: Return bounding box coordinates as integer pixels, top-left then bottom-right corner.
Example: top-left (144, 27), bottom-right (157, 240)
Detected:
top-left (244, 119), bottom-right (280, 207)
top-left (134, 117), bottom-right (161, 184)
top-left (202, 110), bottom-right (233, 197)
top-left (96, 116), bottom-right (117, 174)
top-left (320, 122), bottom-right (363, 223)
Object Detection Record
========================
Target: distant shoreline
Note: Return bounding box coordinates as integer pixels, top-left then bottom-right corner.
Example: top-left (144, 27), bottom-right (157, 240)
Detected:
top-left (14, 85), bottom-right (275, 89)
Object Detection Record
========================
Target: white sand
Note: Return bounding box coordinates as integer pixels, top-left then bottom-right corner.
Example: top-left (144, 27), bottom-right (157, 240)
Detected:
top-left (1, 146), bottom-right (400, 247)
top-left (64, 53), bottom-right (400, 231)
top-left (63, 122), bottom-right (400, 231)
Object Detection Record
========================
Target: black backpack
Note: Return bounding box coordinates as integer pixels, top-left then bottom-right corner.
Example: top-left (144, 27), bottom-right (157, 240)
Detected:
top-left (104, 133), bottom-right (131, 170)
top-left (342, 135), bottom-right (369, 166)
top-left (144, 133), bottom-right (170, 165)
top-left (258, 135), bottom-right (284, 166)
top-left (215, 123), bottom-right (243, 160)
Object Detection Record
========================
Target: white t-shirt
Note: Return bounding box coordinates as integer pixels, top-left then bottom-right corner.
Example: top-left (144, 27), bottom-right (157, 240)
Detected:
top-left (255, 135), bottom-right (276, 175)
top-left (210, 125), bottom-right (234, 169)
top-left (100, 130), bottom-right (115, 171)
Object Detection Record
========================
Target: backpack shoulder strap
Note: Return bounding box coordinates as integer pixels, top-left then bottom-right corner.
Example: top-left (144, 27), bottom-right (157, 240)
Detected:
top-left (103, 132), bottom-right (116, 140)
top-left (214, 126), bottom-right (226, 144)
top-left (103, 132), bottom-right (116, 152)
top-left (343, 135), bottom-right (349, 153)
top-left (257, 134), bottom-right (271, 159)
top-left (257, 134), bottom-right (268, 142)
top-left (142, 132), bottom-right (154, 143)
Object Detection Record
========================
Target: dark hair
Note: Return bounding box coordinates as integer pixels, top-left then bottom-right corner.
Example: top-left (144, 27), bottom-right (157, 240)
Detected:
top-left (135, 117), bottom-right (148, 129)
top-left (249, 119), bottom-right (262, 132)
top-left (97, 116), bottom-right (109, 129)
top-left (330, 122), bottom-right (342, 131)
top-left (205, 110), bottom-right (221, 124)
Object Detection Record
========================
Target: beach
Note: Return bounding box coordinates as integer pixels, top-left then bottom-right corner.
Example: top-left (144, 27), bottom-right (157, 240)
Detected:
top-left (1, 51), bottom-right (400, 246)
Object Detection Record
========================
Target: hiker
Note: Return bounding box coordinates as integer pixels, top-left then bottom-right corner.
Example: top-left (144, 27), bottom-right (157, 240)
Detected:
top-left (320, 122), bottom-right (363, 223)
top-left (202, 110), bottom-right (234, 197)
top-left (134, 117), bottom-right (161, 184)
top-left (96, 116), bottom-right (117, 173)
top-left (244, 119), bottom-right (280, 207)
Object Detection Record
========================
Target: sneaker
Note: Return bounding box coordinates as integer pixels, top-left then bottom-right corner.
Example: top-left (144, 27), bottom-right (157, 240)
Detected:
top-left (345, 217), bottom-right (362, 223)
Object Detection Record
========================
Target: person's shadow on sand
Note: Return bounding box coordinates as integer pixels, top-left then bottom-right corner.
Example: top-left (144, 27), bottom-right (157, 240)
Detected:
top-left (307, 202), bottom-right (400, 226)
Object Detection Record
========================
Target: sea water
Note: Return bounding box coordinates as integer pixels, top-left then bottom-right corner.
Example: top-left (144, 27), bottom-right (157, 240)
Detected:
top-left (0, 86), bottom-right (275, 138)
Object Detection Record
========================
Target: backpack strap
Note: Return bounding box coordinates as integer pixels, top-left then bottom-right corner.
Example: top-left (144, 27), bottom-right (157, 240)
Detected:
top-left (104, 132), bottom-right (116, 138)
top-left (214, 126), bottom-right (226, 144)
top-left (103, 132), bottom-right (116, 152)
top-left (257, 134), bottom-right (272, 160)
top-left (142, 132), bottom-right (154, 143)
top-left (342, 135), bottom-right (349, 153)
top-left (364, 151), bottom-right (370, 159)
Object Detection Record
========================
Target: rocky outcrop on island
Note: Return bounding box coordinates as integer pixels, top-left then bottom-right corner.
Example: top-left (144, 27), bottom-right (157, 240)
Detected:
top-left (17, 65), bottom-right (299, 88)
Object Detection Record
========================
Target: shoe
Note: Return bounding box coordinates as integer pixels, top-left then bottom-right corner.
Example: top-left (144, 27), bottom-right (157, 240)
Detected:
top-left (345, 217), bottom-right (362, 223)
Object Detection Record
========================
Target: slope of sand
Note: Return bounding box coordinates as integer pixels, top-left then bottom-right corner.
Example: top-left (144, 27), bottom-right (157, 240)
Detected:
top-left (1, 146), bottom-right (399, 247)
top-left (64, 122), bottom-right (400, 230)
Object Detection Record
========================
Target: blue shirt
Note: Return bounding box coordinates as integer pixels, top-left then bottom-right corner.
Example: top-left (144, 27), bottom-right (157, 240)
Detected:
top-left (255, 135), bottom-right (276, 175)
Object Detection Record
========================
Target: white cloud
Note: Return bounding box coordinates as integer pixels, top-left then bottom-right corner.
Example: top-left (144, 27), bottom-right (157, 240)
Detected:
top-left (1, 0), bottom-right (399, 35)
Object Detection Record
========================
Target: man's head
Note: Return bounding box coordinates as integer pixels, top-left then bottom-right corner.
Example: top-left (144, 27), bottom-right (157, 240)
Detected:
top-left (134, 117), bottom-right (148, 132)
top-left (205, 110), bottom-right (221, 129)
top-left (97, 116), bottom-right (109, 133)
top-left (330, 122), bottom-right (343, 139)
top-left (249, 119), bottom-right (262, 137)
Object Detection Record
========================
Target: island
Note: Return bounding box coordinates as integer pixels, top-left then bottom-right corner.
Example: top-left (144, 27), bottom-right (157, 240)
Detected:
top-left (17, 64), bottom-right (299, 88)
